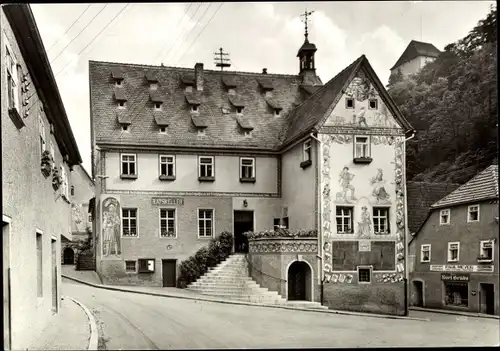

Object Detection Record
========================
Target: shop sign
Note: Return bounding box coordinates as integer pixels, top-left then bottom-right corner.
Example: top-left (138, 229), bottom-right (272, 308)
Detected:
top-left (430, 265), bottom-right (494, 273)
top-left (441, 273), bottom-right (470, 282)
top-left (358, 240), bottom-right (371, 252)
top-left (152, 197), bottom-right (184, 206)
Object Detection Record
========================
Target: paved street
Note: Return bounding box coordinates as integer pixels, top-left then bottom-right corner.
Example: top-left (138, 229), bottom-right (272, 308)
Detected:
top-left (61, 279), bottom-right (499, 349)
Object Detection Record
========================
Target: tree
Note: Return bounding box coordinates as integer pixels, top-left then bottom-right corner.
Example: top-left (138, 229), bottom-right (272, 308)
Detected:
top-left (387, 68), bottom-right (404, 87)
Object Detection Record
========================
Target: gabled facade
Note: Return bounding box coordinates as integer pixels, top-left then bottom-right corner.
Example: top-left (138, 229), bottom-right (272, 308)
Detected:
top-left (90, 30), bottom-right (414, 315)
top-left (390, 40), bottom-right (441, 79)
top-left (409, 165), bottom-right (499, 316)
top-left (1, 4), bottom-right (82, 350)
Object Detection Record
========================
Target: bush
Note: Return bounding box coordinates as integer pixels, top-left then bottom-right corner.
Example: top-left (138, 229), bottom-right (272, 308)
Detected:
top-left (177, 231), bottom-right (233, 288)
top-left (243, 229), bottom-right (317, 240)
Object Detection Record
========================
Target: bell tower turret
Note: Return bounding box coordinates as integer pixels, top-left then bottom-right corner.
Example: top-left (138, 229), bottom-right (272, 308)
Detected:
top-left (297, 9), bottom-right (321, 86)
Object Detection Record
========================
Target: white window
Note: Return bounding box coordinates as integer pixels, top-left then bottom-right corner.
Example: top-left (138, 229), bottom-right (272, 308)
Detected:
top-left (199, 156), bottom-right (214, 178)
top-left (6, 47), bottom-right (20, 111)
top-left (357, 266), bottom-right (372, 283)
top-left (336, 207), bottom-right (353, 234)
top-left (354, 136), bottom-right (369, 158)
top-left (240, 157), bottom-right (255, 179)
top-left (39, 116), bottom-right (46, 156)
top-left (440, 209), bottom-right (450, 225)
top-left (369, 99), bottom-right (378, 110)
top-left (303, 140), bottom-right (312, 162)
top-left (122, 209), bottom-right (137, 237)
top-left (154, 102), bottom-right (162, 110)
top-left (121, 154), bottom-right (136, 176)
top-left (479, 240), bottom-right (494, 261)
top-left (467, 205), bottom-right (480, 222)
top-left (346, 97), bottom-right (355, 109)
top-left (160, 209), bottom-right (176, 237)
top-left (159, 155), bottom-right (175, 177)
top-left (125, 261), bottom-right (136, 272)
top-left (373, 207), bottom-right (390, 234)
top-left (448, 242), bottom-right (460, 262)
top-left (198, 209), bottom-right (214, 238)
top-left (421, 244), bottom-right (431, 263)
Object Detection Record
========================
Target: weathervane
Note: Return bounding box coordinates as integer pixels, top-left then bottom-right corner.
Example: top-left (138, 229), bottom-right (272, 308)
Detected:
top-left (300, 9), bottom-right (314, 40)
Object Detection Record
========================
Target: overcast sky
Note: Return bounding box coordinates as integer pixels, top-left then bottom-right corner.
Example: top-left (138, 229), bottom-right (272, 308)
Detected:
top-left (31, 1), bottom-right (494, 174)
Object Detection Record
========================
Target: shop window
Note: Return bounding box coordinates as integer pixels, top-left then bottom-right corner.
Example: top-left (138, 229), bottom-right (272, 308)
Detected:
top-left (467, 205), bottom-right (480, 222)
top-left (125, 261), bottom-right (136, 273)
top-left (440, 209), bottom-right (450, 225)
top-left (336, 207), bottom-right (353, 234)
top-left (122, 208), bottom-right (137, 237)
top-left (421, 244), bottom-right (431, 263)
top-left (373, 207), bottom-right (390, 234)
top-left (447, 242), bottom-right (460, 262)
top-left (160, 209), bottom-right (176, 237)
top-left (444, 282), bottom-right (468, 308)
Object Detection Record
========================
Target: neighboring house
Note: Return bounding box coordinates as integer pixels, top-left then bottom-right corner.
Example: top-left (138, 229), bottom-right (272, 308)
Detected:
top-left (62, 165), bottom-right (95, 265)
top-left (409, 165), bottom-right (499, 316)
top-left (1, 4), bottom-right (82, 350)
top-left (390, 40), bottom-right (441, 79)
top-left (406, 181), bottom-right (461, 273)
top-left (89, 28), bottom-right (414, 315)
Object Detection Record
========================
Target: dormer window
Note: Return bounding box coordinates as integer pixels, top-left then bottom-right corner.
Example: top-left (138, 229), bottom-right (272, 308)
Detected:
top-left (122, 125), bottom-right (129, 132)
top-left (275, 110), bottom-right (280, 116)
top-left (159, 126), bottom-right (166, 134)
top-left (244, 131), bottom-right (252, 138)
top-left (346, 98), bottom-right (355, 109)
top-left (198, 129), bottom-right (205, 136)
top-left (185, 86), bottom-right (193, 93)
top-left (228, 88), bottom-right (235, 95)
top-left (192, 105), bottom-right (198, 112)
top-left (237, 107), bottom-right (243, 114)
top-left (111, 67), bottom-right (124, 86)
top-left (150, 83), bottom-right (158, 90)
top-left (154, 102), bottom-right (162, 110)
top-left (115, 80), bottom-right (122, 87)
top-left (369, 99), bottom-right (378, 110)
top-left (118, 101), bottom-right (125, 109)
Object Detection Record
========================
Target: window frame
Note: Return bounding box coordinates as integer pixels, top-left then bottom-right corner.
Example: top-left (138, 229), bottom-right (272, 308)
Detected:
top-left (120, 153), bottom-right (137, 178)
top-left (354, 136), bottom-right (370, 159)
top-left (154, 102), bottom-right (162, 110)
top-left (368, 98), bottom-right (378, 110)
top-left (61, 166), bottom-right (69, 200)
top-left (335, 206), bottom-right (354, 234)
top-left (373, 207), bottom-right (390, 234)
top-left (240, 157), bottom-right (255, 181)
top-left (122, 125), bottom-right (129, 132)
top-left (159, 154), bottom-right (176, 178)
top-left (5, 44), bottom-right (20, 112)
top-left (440, 209), bottom-right (450, 225)
top-left (159, 208), bottom-right (177, 238)
top-left (121, 208), bottom-right (138, 237)
top-left (447, 241), bottom-right (460, 262)
top-left (303, 139), bottom-right (312, 162)
top-left (420, 244), bottom-right (431, 263)
top-left (198, 155), bottom-right (215, 179)
top-left (159, 126), bottom-right (167, 134)
top-left (467, 204), bottom-right (480, 223)
top-left (36, 229), bottom-right (43, 298)
top-left (39, 115), bottom-right (46, 156)
top-left (125, 260), bottom-right (137, 273)
top-left (479, 240), bottom-right (494, 261)
top-left (345, 97), bottom-right (355, 109)
top-left (236, 107), bottom-right (243, 114)
top-left (198, 208), bottom-right (215, 239)
top-left (117, 101), bottom-right (126, 109)
top-left (357, 265), bottom-right (372, 284)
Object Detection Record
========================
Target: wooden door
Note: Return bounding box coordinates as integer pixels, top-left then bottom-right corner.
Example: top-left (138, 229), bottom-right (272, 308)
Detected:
top-left (288, 262), bottom-right (307, 301)
top-left (162, 260), bottom-right (177, 287)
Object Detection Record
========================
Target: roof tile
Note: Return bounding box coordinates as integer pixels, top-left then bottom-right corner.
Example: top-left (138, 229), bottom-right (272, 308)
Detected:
top-left (228, 95), bottom-right (246, 107)
top-left (116, 111), bottom-right (132, 125)
top-left (236, 115), bottom-right (254, 130)
top-left (114, 89), bottom-right (127, 101)
top-left (257, 78), bottom-right (274, 91)
top-left (265, 97), bottom-right (282, 110)
top-left (150, 91), bottom-right (167, 103)
top-left (222, 75), bottom-right (238, 88)
top-left (145, 70), bottom-right (158, 82)
top-left (191, 114), bottom-right (209, 128)
top-left (181, 74), bottom-right (195, 86)
top-left (111, 67), bottom-right (124, 80)
top-left (185, 92), bottom-right (202, 105)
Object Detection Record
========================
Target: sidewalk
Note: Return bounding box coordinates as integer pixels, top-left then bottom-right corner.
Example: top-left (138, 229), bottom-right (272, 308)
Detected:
top-left (27, 296), bottom-right (96, 350)
top-left (410, 306), bottom-right (500, 320)
top-left (62, 267), bottom-right (429, 322)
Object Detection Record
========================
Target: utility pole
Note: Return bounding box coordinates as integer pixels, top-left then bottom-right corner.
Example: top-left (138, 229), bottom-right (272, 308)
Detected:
top-left (300, 9), bottom-right (315, 40)
top-left (214, 47), bottom-right (231, 71)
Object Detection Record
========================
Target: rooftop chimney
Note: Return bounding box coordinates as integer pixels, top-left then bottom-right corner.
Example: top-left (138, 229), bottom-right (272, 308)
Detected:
top-left (195, 63), bottom-right (204, 91)
top-left (262, 68), bottom-right (267, 74)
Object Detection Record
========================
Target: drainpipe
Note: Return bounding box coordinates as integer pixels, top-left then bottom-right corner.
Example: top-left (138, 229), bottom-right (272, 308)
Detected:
top-left (403, 130), bottom-right (416, 316)
top-left (309, 132), bottom-right (323, 304)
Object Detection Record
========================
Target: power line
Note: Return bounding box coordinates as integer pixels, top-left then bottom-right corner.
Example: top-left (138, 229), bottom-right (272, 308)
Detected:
top-left (47, 4), bottom-right (93, 53)
top-left (153, 3), bottom-right (194, 64)
top-left (50, 4), bottom-right (109, 64)
top-left (162, 3), bottom-right (203, 64)
top-left (175, 3), bottom-right (224, 66)
top-left (55, 4), bottom-right (131, 77)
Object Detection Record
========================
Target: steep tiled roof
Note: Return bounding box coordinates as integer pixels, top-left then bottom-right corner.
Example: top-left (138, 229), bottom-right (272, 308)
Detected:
top-left (116, 111), bottom-right (132, 125)
top-left (257, 78), bottom-right (274, 91)
top-left (222, 75), bottom-right (238, 88)
top-left (181, 74), bottom-right (195, 86)
top-left (145, 70), bottom-right (158, 82)
top-left (300, 85), bottom-right (320, 95)
top-left (390, 40), bottom-right (441, 70)
top-left (265, 97), bottom-right (282, 110)
top-left (114, 89), bottom-right (127, 101)
top-left (184, 92), bottom-right (201, 105)
top-left (406, 181), bottom-right (461, 234)
top-left (191, 115), bottom-right (209, 128)
top-left (236, 115), bottom-right (254, 130)
top-left (111, 67), bottom-right (124, 80)
top-left (153, 111), bottom-right (170, 126)
top-left (228, 95), bottom-right (246, 107)
top-left (431, 165), bottom-right (499, 208)
top-left (150, 90), bottom-right (167, 103)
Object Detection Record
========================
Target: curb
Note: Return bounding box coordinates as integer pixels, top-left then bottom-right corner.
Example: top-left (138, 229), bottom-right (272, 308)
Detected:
top-left (65, 296), bottom-right (98, 350)
top-left (409, 306), bottom-right (500, 320)
top-left (62, 275), bottom-right (429, 322)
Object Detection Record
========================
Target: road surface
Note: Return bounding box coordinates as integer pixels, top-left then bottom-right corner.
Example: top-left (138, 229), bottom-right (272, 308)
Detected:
top-left (62, 279), bottom-right (499, 349)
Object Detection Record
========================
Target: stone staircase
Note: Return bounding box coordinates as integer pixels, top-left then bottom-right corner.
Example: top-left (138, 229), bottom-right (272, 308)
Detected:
top-left (187, 254), bottom-right (327, 310)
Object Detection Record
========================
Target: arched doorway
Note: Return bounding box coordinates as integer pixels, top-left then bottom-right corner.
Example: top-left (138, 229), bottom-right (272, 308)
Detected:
top-left (412, 280), bottom-right (424, 307)
top-left (287, 261), bottom-right (312, 301)
top-left (63, 247), bottom-right (75, 265)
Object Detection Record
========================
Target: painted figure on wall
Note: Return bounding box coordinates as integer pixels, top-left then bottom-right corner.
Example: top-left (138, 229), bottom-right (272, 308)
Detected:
top-left (72, 203), bottom-right (85, 232)
top-left (102, 197), bottom-right (121, 257)
top-left (355, 107), bottom-right (368, 128)
top-left (337, 167), bottom-right (356, 202)
top-left (357, 206), bottom-right (372, 238)
top-left (371, 168), bottom-right (391, 203)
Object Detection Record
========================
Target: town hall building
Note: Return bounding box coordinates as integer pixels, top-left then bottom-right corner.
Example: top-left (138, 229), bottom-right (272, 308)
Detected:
top-left (90, 23), bottom-right (415, 315)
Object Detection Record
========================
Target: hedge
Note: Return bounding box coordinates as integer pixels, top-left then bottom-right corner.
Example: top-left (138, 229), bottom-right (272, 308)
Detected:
top-left (177, 231), bottom-right (233, 288)
top-left (243, 228), bottom-right (318, 240)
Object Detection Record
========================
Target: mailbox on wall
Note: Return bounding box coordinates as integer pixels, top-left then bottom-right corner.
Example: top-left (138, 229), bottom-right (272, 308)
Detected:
top-left (138, 258), bottom-right (155, 273)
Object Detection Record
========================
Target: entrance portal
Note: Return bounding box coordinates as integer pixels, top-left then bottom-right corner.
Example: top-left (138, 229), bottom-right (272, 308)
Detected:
top-left (413, 280), bottom-right (424, 307)
top-left (63, 247), bottom-right (74, 265)
top-left (287, 261), bottom-right (311, 301)
top-left (480, 283), bottom-right (495, 315)
top-left (233, 211), bottom-right (253, 253)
